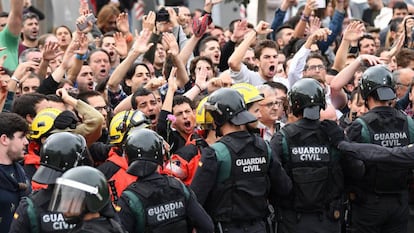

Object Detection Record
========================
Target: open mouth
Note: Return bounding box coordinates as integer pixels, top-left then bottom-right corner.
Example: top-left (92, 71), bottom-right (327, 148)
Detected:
top-left (99, 69), bottom-right (107, 76)
top-left (268, 65), bottom-right (276, 77)
top-left (148, 114), bottom-right (156, 120)
top-left (184, 121), bottom-right (191, 128)
top-left (109, 51), bottom-right (115, 56)
top-left (87, 81), bottom-right (94, 90)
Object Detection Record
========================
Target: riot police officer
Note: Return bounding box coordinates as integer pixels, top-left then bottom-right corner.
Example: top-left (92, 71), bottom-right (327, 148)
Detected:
top-left (117, 128), bottom-right (214, 233)
top-left (48, 166), bottom-right (125, 233)
top-left (190, 88), bottom-right (291, 233)
top-left (10, 132), bottom-right (89, 233)
top-left (97, 110), bottom-right (150, 203)
top-left (270, 78), bottom-right (345, 233)
top-left (345, 65), bottom-right (413, 233)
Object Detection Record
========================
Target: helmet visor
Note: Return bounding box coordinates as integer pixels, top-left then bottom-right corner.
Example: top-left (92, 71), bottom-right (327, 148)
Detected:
top-left (49, 177), bottom-right (101, 216)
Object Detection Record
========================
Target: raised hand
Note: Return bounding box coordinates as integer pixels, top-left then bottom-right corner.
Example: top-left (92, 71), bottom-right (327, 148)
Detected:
top-left (76, 13), bottom-right (94, 33)
top-left (194, 66), bottom-right (208, 91)
top-left (142, 11), bottom-right (156, 32)
top-left (168, 67), bottom-right (178, 93)
top-left (309, 17), bottom-right (321, 34)
top-left (255, 21), bottom-right (273, 35)
top-left (358, 54), bottom-right (382, 67)
top-left (116, 12), bottom-right (130, 34)
top-left (231, 20), bottom-right (248, 42)
top-left (145, 78), bottom-right (166, 91)
top-left (73, 32), bottom-right (89, 55)
top-left (13, 61), bottom-right (38, 80)
top-left (132, 29), bottom-right (154, 54)
top-left (42, 41), bottom-right (60, 61)
top-left (78, 0), bottom-right (89, 15)
top-left (303, 0), bottom-right (317, 16)
top-left (343, 21), bottom-right (365, 42)
top-left (113, 32), bottom-right (128, 58)
top-left (308, 28), bottom-right (332, 42)
top-left (162, 33), bottom-right (179, 56)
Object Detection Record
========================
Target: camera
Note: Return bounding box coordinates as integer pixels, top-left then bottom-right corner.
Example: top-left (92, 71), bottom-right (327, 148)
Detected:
top-left (77, 14), bottom-right (97, 31)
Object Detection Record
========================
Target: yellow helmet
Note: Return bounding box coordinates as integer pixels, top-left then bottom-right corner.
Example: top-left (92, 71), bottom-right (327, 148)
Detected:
top-left (195, 97), bottom-right (214, 130)
top-left (231, 83), bottom-right (264, 106)
top-left (109, 110), bottom-right (150, 144)
top-left (30, 108), bottom-right (62, 140)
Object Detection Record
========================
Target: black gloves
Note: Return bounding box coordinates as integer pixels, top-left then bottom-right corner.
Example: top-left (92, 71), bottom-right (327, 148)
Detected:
top-left (320, 120), bottom-right (345, 147)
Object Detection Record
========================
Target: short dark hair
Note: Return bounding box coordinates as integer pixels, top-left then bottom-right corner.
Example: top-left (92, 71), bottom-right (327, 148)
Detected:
top-left (358, 34), bottom-right (375, 51)
top-left (393, 1), bottom-right (408, 12)
top-left (396, 48), bottom-right (414, 68)
top-left (305, 52), bottom-right (328, 67)
top-left (172, 95), bottom-right (194, 110)
top-left (0, 112), bottom-right (28, 138)
top-left (198, 36), bottom-right (219, 54)
top-left (189, 56), bottom-right (214, 78)
top-left (123, 62), bottom-right (150, 95)
top-left (12, 93), bottom-right (47, 120)
top-left (0, 12), bottom-right (8, 18)
top-left (131, 87), bottom-right (154, 110)
top-left (254, 40), bottom-right (278, 59)
top-left (77, 91), bottom-right (105, 104)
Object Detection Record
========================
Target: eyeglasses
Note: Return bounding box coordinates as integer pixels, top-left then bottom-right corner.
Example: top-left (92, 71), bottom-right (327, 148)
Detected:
top-left (260, 100), bottom-right (283, 108)
top-left (396, 82), bottom-right (410, 88)
top-left (306, 65), bottom-right (326, 71)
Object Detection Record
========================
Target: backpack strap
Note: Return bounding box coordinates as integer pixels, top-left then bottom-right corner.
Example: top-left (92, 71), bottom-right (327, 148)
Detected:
top-left (210, 142), bottom-right (231, 183)
top-left (24, 197), bottom-right (39, 233)
top-left (355, 118), bottom-right (371, 143)
top-left (123, 190), bottom-right (145, 233)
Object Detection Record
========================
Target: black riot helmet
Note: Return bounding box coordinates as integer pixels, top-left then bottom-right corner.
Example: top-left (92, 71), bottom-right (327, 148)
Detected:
top-left (124, 128), bottom-right (164, 177)
top-left (204, 88), bottom-right (257, 127)
top-left (32, 132), bottom-right (88, 185)
top-left (359, 65), bottom-right (395, 101)
top-left (288, 78), bottom-right (326, 120)
top-left (49, 166), bottom-right (110, 217)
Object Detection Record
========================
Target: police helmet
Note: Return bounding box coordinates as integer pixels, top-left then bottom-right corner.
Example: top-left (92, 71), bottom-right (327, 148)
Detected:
top-left (29, 108), bottom-right (62, 140)
top-left (288, 78), bottom-right (326, 120)
top-left (124, 128), bottom-right (164, 177)
top-left (360, 65), bottom-right (395, 101)
top-left (109, 110), bottom-right (150, 144)
top-left (195, 97), bottom-right (214, 130)
top-left (32, 132), bottom-right (88, 185)
top-left (231, 83), bottom-right (264, 109)
top-left (49, 166), bottom-right (110, 215)
top-left (204, 88), bottom-right (257, 127)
